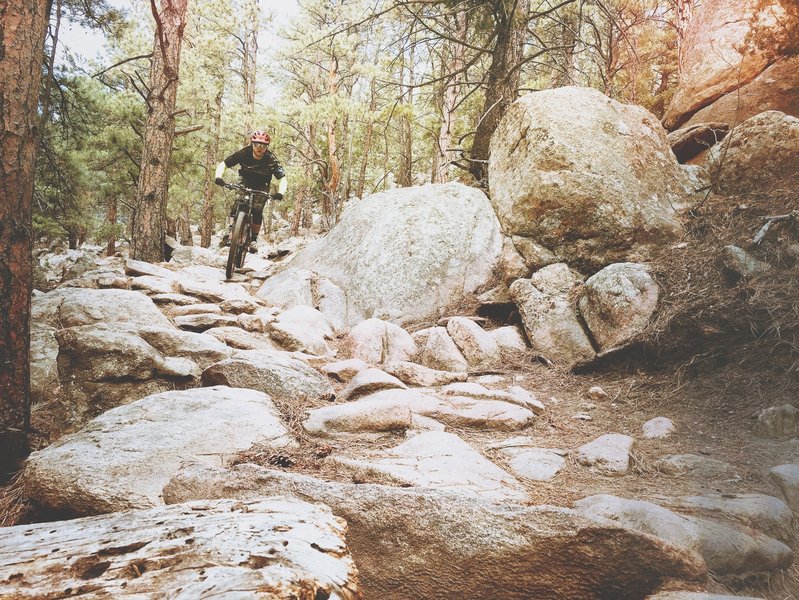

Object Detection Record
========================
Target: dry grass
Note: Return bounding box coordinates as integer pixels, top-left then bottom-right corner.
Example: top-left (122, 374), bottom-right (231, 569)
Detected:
top-left (639, 189), bottom-right (799, 375)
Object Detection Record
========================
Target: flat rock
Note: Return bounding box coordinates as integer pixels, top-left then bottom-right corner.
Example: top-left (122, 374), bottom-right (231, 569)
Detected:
top-left (168, 302), bottom-right (222, 316)
top-left (201, 352), bottom-right (334, 403)
top-left (338, 367), bottom-right (407, 401)
top-left (577, 434), bottom-right (634, 476)
top-left (646, 593), bottom-right (763, 600)
top-left (0, 498), bottom-right (360, 599)
top-left (655, 454), bottom-right (737, 480)
top-left (383, 360), bottom-right (468, 387)
top-left (322, 358), bottom-right (371, 382)
top-left (328, 431), bottom-right (528, 502)
top-left (163, 462), bottom-right (707, 600)
top-left (500, 446), bottom-right (567, 481)
top-left (203, 325), bottom-right (279, 351)
top-left (174, 313), bottom-right (239, 332)
top-left (303, 397), bottom-right (413, 437)
top-left (20, 386), bottom-right (293, 515)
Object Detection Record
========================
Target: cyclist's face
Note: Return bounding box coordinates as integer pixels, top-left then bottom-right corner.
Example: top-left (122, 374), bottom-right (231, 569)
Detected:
top-left (252, 142), bottom-right (267, 158)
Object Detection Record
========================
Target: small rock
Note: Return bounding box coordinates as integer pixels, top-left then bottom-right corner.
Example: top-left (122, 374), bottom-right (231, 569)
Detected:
top-left (643, 417), bottom-right (676, 439)
top-left (577, 434), bottom-right (634, 476)
top-left (383, 361), bottom-right (467, 387)
top-left (586, 386), bottom-right (610, 401)
top-left (752, 404), bottom-right (799, 438)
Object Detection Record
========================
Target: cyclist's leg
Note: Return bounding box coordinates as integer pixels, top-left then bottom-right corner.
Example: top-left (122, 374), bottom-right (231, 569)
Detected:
top-left (249, 205), bottom-right (264, 251)
top-left (219, 198), bottom-right (238, 247)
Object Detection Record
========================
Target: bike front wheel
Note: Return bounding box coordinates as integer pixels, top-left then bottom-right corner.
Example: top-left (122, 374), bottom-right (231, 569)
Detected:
top-left (226, 211), bottom-right (248, 279)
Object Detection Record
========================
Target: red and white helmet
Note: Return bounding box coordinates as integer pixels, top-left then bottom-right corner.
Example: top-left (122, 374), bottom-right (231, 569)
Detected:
top-left (251, 130), bottom-right (270, 145)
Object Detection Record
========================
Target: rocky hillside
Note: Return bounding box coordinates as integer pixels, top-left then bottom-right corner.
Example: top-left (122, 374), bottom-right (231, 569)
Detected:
top-left (2, 85), bottom-right (799, 599)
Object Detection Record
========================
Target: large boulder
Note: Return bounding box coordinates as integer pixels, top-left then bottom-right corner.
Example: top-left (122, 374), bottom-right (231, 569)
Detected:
top-left (510, 264), bottom-right (595, 366)
top-left (708, 110), bottom-right (799, 195)
top-left (575, 495), bottom-right (793, 577)
top-left (489, 86), bottom-right (688, 271)
top-left (663, 0), bottom-right (799, 130)
top-left (20, 386), bottom-right (293, 516)
top-left (259, 182), bottom-right (503, 326)
top-left (45, 323), bottom-right (202, 435)
top-left (0, 498), bottom-right (360, 599)
top-left (32, 287), bottom-right (173, 329)
top-left (577, 263), bottom-right (659, 351)
top-left (164, 462), bottom-right (707, 600)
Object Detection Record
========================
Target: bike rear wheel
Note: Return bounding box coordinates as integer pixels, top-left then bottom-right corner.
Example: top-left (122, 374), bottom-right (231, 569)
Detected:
top-left (226, 211), bottom-right (248, 279)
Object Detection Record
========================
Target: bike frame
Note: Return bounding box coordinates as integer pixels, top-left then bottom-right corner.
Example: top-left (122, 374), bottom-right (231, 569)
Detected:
top-left (222, 182), bottom-right (271, 279)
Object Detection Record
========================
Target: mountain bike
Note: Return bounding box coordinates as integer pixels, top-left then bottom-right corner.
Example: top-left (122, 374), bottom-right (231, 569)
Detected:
top-left (221, 182), bottom-right (271, 279)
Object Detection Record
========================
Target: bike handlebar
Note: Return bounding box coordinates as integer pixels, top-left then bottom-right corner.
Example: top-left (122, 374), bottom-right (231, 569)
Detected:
top-left (221, 181), bottom-right (272, 197)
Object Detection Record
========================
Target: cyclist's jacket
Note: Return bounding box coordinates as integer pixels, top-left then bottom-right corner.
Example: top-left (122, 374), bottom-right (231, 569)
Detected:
top-left (223, 146), bottom-right (285, 190)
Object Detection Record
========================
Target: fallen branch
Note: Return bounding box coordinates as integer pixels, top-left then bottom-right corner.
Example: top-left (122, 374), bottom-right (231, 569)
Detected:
top-left (752, 211), bottom-right (798, 245)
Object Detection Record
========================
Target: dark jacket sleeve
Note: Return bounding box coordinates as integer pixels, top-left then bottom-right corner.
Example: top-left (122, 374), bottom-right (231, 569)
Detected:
top-left (224, 147), bottom-right (246, 168)
top-left (272, 158), bottom-right (286, 179)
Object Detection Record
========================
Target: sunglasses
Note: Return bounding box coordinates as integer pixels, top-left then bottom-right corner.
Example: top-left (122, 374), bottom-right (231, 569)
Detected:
top-left (252, 143), bottom-right (268, 148)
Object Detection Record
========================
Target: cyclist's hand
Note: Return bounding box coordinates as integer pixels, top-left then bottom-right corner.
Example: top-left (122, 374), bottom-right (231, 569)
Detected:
top-left (215, 177), bottom-right (225, 186)
top-left (272, 192), bottom-right (283, 201)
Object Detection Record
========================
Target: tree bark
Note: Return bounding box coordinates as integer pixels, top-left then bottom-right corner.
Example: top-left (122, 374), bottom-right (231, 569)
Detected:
top-left (432, 10), bottom-right (466, 184)
top-left (323, 57), bottom-right (341, 228)
top-left (131, 0), bottom-right (189, 263)
top-left (356, 78), bottom-right (377, 199)
top-left (178, 202), bottom-right (192, 245)
top-left (0, 0), bottom-right (49, 476)
top-left (397, 27), bottom-right (415, 188)
top-left (106, 196), bottom-right (117, 256)
top-left (469, 0), bottom-right (530, 184)
top-left (200, 86), bottom-right (223, 247)
top-left (241, 0), bottom-right (258, 134)
top-left (673, 0), bottom-right (693, 82)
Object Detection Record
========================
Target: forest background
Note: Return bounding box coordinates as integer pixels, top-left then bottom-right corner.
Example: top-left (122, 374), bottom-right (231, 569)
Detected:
top-left (34, 0), bottom-right (692, 258)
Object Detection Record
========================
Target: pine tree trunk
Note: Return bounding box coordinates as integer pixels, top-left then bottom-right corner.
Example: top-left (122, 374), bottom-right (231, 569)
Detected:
top-left (324, 58), bottom-right (341, 228)
top-left (131, 0), bottom-right (189, 263)
top-left (242, 0), bottom-right (258, 134)
top-left (674, 0), bottom-right (693, 82)
top-left (397, 30), bottom-right (415, 188)
top-left (0, 0), bottom-right (49, 476)
top-left (200, 87), bottom-right (223, 247)
top-left (356, 79), bottom-right (376, 199)
top-left (469, 0), bottom-right (530, 184)
top-left (432, 10), bottom-right (466, 184)
top-left (106, 197), bottom-right (117, 256)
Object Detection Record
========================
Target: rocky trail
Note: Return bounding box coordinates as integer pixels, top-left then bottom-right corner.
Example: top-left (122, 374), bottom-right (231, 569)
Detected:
top-left (2, 81), bottom-right (799, 598)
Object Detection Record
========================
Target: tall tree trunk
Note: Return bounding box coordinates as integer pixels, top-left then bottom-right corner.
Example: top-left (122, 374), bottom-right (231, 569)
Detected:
top-left (674, 0), bottom-right (693, 82)
top-left (432, 10), bottom-right (466, 184)
top-left (0, 0), bottom-right (49, 476)
top-left (200, 87), bottom-right (223, 247)
top-left (242, 0), bottom-right (258, 134)
top-left (397, 28), bottom-right (415, 188)
top-left (356, 78), bottom-right (376, 199)
top-left (324, 57), bottom-right (341, 227)
top-left (552, 5), bottom-right (578, 88)
top-left (469, 0), bottom-right (530, 184)
top-left (131, 0), bottom-right (189, 263)
top-left (106, 196), bottom-right (117, 256)
top-left (39, 0), bottom-right (61, 133)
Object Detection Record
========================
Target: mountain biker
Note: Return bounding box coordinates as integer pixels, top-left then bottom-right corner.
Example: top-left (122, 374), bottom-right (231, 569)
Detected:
top-left (215, 130), bottom-right (287, 251)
